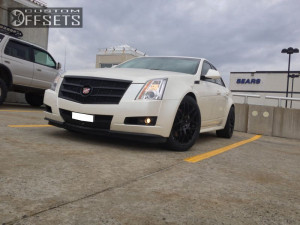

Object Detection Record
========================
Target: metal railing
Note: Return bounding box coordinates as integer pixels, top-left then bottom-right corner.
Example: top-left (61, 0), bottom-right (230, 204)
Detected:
top-left (265, 96), bottom-right (300, 107)
top-left (232, 94), bottom-right (300, 108)
top-left (27, 0), bottom-right (47, 7)
top-left (232, 94), bottom-right (261, 104)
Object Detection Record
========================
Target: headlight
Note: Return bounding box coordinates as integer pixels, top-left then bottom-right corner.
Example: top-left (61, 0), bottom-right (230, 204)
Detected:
top-left (50, 75), bottom-right (61, 91)
top-left (136, 78), bottom-right (167, 100)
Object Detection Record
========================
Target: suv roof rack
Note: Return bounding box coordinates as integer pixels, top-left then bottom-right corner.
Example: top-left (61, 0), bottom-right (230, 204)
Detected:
top-left (0, 24), bottom-right (23, 38)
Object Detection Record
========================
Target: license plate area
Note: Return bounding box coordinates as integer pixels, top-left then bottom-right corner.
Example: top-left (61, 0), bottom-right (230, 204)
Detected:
top-left (72, 112), bottom-right (94, 122)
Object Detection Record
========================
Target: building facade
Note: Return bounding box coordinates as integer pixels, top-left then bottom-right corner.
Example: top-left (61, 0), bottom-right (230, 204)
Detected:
top-left (0, 0), bottom-right (49, 49)
top-left (96, 44), bottom-right (146, 68)
top-left (230, 71), bottom-right (300, 109)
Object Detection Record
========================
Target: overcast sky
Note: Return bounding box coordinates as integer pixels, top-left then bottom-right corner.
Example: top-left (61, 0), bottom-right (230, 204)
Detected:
top-left (47, 0), bottom-right (300, 85)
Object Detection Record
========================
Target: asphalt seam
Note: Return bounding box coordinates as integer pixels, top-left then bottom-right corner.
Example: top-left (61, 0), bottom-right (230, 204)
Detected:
top-left (4, 162), bottom-right (182, 225)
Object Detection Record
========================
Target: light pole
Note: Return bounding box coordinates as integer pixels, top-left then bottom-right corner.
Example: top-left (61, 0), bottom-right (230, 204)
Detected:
top-left (289, 74), bottom-right (300, 108)
top-left (281, 47), bottom-right (299, 108)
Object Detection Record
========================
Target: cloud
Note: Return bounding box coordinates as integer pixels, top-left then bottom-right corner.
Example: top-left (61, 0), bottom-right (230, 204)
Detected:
top-left (47, 0), bottom-right (300, 85)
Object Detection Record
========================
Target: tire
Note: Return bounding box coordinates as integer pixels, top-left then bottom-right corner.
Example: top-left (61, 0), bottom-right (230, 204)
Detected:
top-left (25, 93), bottom-right (44, 107)
top-left (0, 78), bottom-right (8, 106)
top-left (166, 95), bottom-right (201, 151)
top-left (216, 106), bottom-right (235, 138)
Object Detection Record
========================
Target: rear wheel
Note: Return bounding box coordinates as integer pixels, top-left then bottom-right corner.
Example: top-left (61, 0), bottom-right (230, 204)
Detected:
top-left (216, 106), bottom-right (235, 138)
top-left (166, 96), bottom-right (201, 151)
top-left (25, 93), bottom-right (44, 107)
top-left (0, 78), bottom-right (8, 106)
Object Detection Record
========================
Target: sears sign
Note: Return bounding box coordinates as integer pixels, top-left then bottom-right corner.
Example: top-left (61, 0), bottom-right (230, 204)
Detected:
top-left (236, 78), bottom-right (261, 84)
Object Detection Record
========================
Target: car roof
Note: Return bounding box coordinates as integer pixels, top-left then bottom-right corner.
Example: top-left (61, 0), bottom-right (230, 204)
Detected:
top-left (1, 33), bottom-right (47, 51)
top-left (142, 56), bottom-right (206, 61)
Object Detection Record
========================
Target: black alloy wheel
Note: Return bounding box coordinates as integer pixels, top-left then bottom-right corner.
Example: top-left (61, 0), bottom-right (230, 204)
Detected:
top-left (25, 93), bottom-right (44, 107)
top-left (216, 106), bottom-right (235, 138)
top-left (166, 96), bottom-right (200, 151)
top-left (0, 78), bottom-right (8, 106)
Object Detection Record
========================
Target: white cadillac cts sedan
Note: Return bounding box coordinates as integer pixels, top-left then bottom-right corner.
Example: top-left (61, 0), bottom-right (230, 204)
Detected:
top-left (44, 57), bottom-right (234, 151)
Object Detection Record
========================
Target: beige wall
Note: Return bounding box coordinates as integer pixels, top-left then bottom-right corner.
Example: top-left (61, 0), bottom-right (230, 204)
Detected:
top-left (96, 54), bottom-right (138, 68)
top-left (0, 0), bottom-right (49, 49)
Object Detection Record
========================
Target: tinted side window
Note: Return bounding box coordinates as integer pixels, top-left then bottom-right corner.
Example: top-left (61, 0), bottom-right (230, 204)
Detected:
top-left (4, 40), bottom-right (32, 61)
top-left (201, 61), bottom-right (215, 83)
top-left (206, 75), bottom-right (226, 87)
top-left (219, 78), bottom-right (226, 87)
top-left (201, 61), bottom-right (216, 84)
top-left (0, 34), bottom-right (4, 42)
top-left (210, 64), bottom-right (225, 87)
top-left (201, 62), bottom-right (211, 76)
top-left (200, 61), bottom-right (225, 86)
top-left (34, 48), bottom-right (56, 68)
top-left (215, 78), bottom-right (223, 86)
top-left (210, 64), bottom-right (217, 70)
top-left (221, 78), bottom-right (225, 87)
top-left (100, 63), bottom-right (118, 68)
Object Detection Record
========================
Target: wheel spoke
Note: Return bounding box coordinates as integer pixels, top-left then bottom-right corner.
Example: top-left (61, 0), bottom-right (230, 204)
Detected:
top-left (171, 99), bottom-right (199, 144)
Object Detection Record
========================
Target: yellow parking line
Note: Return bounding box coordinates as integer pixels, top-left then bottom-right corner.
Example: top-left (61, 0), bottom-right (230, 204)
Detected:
top-left (8, 125), bottom-right (52, 128)
top-left (0, 110), bottom-right (43, 113)
top-left (184, 135), bottom-right (262, 163)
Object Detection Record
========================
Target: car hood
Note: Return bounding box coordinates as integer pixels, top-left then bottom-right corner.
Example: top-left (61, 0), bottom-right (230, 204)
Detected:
top-left (62, 68), bottom-right (195, 83)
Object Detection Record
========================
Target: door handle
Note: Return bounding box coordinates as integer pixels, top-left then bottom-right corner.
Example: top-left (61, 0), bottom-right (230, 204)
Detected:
top-left (4, 60), bottom-right (10, 64)
top-left (37, 69), bottom-right (42, 72)
top-left (217, 91), bottom-right (221, 95)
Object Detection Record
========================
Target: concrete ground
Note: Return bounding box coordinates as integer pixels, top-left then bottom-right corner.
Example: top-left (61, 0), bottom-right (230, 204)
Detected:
top-left (0, 104), bottom-right (299, 225)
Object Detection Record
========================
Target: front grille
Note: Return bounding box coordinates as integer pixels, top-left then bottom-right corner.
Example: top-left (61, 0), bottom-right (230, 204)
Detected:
top-left (60, 109), bottom-right (113, 130)
top-left (59, 76), bottom-right (132, 104)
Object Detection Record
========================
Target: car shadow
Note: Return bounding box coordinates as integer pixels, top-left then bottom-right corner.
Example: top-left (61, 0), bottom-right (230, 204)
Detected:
top-left (3, 103), bottom-right (44, 109)
top-left (47, 129), bottom-right (167, 152)
top-left (47, 128), bottom-right (219, 153)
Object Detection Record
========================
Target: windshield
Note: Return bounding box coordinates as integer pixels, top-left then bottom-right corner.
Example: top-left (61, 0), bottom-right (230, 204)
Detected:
top-left (117, 57), bottom-right (200, 75)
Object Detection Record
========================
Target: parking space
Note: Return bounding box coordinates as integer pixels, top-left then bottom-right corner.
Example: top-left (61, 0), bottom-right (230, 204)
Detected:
top-left (0, 104), bottom-right (299, 225)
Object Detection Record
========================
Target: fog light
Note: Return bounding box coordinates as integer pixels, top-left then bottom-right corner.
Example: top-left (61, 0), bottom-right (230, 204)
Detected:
top-left (124, 117), bottom-right (157, 126)
top-left (145, 118), bottom-right (151, 124)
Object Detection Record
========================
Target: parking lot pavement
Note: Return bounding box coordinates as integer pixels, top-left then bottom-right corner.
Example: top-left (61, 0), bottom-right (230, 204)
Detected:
top-left (0, 104), bottom-right (299, 225)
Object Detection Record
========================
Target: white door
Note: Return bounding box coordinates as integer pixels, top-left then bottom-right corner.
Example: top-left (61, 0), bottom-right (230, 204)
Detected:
top-left (193, 81), bottom-right (219, 128)
top-left (1, 39), bottom-right (33, 86)
top-left (208, 80), bottom-right (229, 123)
top-left (193, 61), bottom-right (220, 128)
top-left (32, 48), bottom-right (58, 89)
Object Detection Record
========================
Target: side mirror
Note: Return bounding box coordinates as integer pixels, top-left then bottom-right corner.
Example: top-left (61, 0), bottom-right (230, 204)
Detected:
top-left (205, 69), bottom-right (221, 79)
top-left (57, 62), bottom-right (62, 70)
top-left (111, 65), bottom-right (118, 68)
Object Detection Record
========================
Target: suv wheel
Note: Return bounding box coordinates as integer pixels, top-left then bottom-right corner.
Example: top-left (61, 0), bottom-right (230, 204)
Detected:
top-left (25, 93), bottom-right (44, 107)
top-left (0, 78), bottom-right (8, 106)
top-left (216, 106), bottom-right (235, 138)
top-left (166, 96), bottom-right (201, 151)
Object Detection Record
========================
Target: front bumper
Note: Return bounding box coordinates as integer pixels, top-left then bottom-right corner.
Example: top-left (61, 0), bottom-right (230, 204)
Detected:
top-left (43, 86), bottom-right (180, 138)
top-left (46, 118), bottom-right (166, 143)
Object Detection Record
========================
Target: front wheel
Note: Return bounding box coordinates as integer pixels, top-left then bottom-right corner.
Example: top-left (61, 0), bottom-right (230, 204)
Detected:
top-left (25, 93), bottom-right (44, 107)
top-left (216, 106), bottom-right (235, 138)
top-left (0, 78), bottom-right (8, 106)
top-left (166, 96), bottom-right (201, 151)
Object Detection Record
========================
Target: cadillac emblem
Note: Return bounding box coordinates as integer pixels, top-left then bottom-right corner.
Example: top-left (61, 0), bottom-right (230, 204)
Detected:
top-left (82, 86), bottom-right (91, 95)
